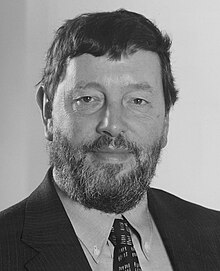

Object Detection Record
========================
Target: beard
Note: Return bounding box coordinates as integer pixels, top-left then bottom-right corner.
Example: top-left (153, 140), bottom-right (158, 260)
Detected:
top-left (48, 129), bottom-right (163, 214)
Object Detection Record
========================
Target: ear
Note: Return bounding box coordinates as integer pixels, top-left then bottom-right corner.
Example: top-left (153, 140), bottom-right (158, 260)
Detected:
top-left (36, 86), bottom-right (53, 141)
top-left (161, 113), bottom-right (169, 148)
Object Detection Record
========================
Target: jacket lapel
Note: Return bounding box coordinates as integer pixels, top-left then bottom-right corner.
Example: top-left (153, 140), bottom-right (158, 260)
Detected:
top-left (21, 168), bottom-right (92, 271)
top-left (148, 188), bottom-right (212, 271)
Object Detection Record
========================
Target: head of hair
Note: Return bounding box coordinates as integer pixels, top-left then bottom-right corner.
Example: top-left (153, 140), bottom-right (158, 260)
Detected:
top-left (40, 9), bottom-right (178, 113)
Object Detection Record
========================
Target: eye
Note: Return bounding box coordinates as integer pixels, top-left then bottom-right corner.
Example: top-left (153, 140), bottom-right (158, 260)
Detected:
top-left (76, 96), bottom-right (94, 104)
top-left (72, 95), bottom-right (104, 114)
top-left (132, 98), bottom-right (149, 105)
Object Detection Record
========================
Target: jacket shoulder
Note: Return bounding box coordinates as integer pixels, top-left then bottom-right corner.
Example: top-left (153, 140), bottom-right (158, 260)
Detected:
top-left (0, 198), bottom-right (39, 270)
top-left (149, 188), bottom-right (220, 225)
top-left (0, 198), bottom-right (27, 238)
top-left (149, 188), bottom-right (220, 269)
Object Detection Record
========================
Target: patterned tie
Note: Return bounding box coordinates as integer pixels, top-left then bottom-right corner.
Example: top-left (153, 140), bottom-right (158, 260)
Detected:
top-left (109, 218), bottom-right (142, 271)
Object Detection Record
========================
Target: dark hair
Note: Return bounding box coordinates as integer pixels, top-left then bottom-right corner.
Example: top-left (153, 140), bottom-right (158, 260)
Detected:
top-left (40, 9), bottom-right (178, 113)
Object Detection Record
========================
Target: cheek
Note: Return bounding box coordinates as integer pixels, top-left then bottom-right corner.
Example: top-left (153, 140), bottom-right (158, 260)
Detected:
top-left (129, 113), bottom-right (165, 147)
top-left (52, 96), bottom-right (83, 143)
top-left (52, 107), bottom-right (70, 134)
top-left (53, 110), bottom-right (98, 146)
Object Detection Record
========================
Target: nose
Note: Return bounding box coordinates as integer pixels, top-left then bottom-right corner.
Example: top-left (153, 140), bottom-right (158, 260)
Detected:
top-left (96, 104), bottom-right (128, 137)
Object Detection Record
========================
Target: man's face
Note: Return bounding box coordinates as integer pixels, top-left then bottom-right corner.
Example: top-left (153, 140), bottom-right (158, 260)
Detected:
top-left (47, 50), bottom-right (169, 213)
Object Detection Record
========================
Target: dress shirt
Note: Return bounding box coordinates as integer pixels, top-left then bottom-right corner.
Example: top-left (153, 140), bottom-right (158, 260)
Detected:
top-left (56, 186), bottom-right (173, 271)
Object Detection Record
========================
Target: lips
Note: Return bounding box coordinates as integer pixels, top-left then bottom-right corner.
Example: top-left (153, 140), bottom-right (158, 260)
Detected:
top-left (94, 146), bottom-right (130, 153)
top-left (90, 147), bottom-right (131, 162)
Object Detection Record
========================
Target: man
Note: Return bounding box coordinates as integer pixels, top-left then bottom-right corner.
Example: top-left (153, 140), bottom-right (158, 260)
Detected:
top-left (0, 9), bottom-right (220, 271)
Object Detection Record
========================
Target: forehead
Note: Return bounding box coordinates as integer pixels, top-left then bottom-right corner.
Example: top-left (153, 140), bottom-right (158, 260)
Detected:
top-left (63, 50), bottom-right (162, 89)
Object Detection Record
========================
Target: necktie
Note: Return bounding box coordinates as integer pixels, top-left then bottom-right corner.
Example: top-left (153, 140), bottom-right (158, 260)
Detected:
top-left (109, 218), bottom-right (142, 271)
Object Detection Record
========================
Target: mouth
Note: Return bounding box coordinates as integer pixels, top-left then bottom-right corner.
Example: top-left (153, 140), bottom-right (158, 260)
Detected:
top-left (90, 147), bottom-right (132, 163)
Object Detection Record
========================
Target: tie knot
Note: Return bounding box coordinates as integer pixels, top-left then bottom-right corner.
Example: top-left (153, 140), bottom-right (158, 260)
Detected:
top-left (109, 219), bottom-right (133, 247)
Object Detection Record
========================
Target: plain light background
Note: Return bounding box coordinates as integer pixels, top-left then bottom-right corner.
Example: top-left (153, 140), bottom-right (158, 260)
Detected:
top-left (0, 0), bottom-right (220, 211)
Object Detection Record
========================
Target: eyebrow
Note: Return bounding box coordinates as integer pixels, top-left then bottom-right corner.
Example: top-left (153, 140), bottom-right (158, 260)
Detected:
top-left (73, 81), bottom-right (103, 91)
top-left (124, 82), bottom-right (153, 92)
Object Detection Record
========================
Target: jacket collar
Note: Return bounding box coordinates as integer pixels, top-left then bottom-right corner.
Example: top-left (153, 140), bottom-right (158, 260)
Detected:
top-left (21, 167), bottom-right (92, 271)
top-left (148, 188), bottom-right (220, 270)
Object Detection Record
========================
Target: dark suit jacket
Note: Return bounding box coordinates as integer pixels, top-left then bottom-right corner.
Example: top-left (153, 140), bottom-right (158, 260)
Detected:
top-left (0, 168), bottom-right (220, 271)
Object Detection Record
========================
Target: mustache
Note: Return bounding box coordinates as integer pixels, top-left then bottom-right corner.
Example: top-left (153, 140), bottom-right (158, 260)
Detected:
top-left (82, 134), bottom-right (141, 156)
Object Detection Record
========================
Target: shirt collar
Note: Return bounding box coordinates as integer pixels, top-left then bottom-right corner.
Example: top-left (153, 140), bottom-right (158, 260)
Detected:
top-left (123, 193), bottom-right (153, 256)
top-left (56, 186), bottom-right (152, 262)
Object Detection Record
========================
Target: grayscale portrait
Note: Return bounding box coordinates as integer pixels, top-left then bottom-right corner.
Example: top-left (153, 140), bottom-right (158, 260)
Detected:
top-left (0, 1), bottom-right (220, 270)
